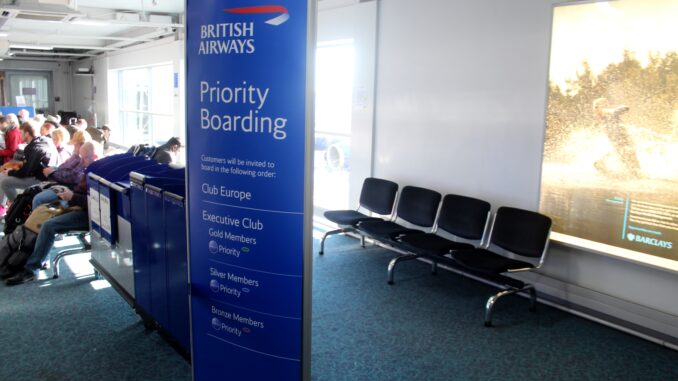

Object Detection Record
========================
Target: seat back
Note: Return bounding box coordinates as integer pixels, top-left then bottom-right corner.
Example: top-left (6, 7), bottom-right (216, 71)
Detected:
top-left (395, 186), bottom-right (441, 227)
top-left (490, 207), bottom-right (552, 258)
top-left (437, 194), bottom-right (491, 240)
top-left (359, 178), bottom-right (399, 215)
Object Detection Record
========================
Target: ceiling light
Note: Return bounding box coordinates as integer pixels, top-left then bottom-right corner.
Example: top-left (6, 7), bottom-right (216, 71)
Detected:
top-left (9, 43), bottom-right (53, 50)
top-left (38, 0), bottom-right (74, 5)
top-left (71, 19), bottom-right (108, 26)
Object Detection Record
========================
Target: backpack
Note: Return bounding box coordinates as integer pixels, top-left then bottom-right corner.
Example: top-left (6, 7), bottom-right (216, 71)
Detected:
top-left (0, 225), bottom-right (38, 271)
top-left (127, 144), bottom-right (157, 159)
top-left (3, 185), bottom-right (45, 235)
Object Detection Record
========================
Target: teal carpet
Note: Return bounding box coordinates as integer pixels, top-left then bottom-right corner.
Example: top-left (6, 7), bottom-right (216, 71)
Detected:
top-left (0, 235), bottom-right (676, 380)
top-left (311, 235), bottom-right (678, 381)
top-left (0, 238), bottom-right (191, 381)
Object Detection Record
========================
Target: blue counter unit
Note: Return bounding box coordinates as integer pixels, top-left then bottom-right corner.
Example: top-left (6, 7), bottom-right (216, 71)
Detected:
top-left (145, 178), bottom-right (185, 332)
top-left (163, 185), bottom-right (190, 353)
top-left (130, 171), bottom-right (186, 324)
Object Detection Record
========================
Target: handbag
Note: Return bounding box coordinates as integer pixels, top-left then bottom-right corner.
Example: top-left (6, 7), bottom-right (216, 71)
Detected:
top-left (24, 202), bottom-right (68, 234)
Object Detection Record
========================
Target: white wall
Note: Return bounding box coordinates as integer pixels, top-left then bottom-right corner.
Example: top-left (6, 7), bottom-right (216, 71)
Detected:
top-left (0, 60), bottom-right (72, 112)
top-left (373, 0), bottom-right (678, 342)
top-left (70, 37), bottom-right (185, 141)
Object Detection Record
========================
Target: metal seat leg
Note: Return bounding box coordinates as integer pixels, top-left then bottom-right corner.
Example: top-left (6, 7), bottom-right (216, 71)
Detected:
top-left (484, 288), bottom-right (520, 327)
top-left (387, 255), bottom-right (420, 285)
top-left (52, 233), bottom-right (92, 279)
top-left (484, 284), bottom-right (537, 327)
top-left (527, 285), bottom-right (537, 312)
top-left (319, 228), bottom-right (347, 255)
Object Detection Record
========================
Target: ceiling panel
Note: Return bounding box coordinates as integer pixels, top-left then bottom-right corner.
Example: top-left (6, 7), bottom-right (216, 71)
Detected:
top-left (0, 0), bottom-right (183, 61)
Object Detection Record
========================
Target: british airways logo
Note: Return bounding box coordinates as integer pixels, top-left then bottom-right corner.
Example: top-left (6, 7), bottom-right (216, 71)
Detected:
top-left (224, 5), bottom-right (290, 26)
top-left (198, 5), bottom-right (290, 55)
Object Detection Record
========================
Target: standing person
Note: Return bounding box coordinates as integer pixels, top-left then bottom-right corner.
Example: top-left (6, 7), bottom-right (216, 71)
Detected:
top-left (151, 137), bottom-right (183, 164)
top-left (0, 115), bottom-right (22, 164)
top-left (0, 121), bottom-right (52, 215)
top-left (592, 98), bottom-right (641, 177)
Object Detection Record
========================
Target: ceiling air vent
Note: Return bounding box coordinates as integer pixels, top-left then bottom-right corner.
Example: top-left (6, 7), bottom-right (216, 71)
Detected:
top-left (15, 11), bottom-right (70, 22)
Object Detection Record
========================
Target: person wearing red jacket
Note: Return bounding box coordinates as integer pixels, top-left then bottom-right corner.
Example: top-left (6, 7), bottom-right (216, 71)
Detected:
top-left (0, 115), bottom-right (22, 164)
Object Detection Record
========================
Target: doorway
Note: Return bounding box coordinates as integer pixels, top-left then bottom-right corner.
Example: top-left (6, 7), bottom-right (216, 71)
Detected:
top-left (3, 70), bottom-right (52, 111)
top-left (314, 39), bottom-right (355, 212)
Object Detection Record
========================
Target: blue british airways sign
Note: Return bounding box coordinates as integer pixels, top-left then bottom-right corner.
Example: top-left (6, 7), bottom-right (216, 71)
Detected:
top-left (185, 1), bottom-right (312, 379)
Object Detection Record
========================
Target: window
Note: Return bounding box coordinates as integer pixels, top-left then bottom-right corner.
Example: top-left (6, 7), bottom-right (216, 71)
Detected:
top-left (115, 64), bottom-right (174, 146)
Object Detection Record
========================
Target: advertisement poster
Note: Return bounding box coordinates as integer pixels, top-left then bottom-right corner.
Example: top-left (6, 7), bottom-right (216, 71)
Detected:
top-left (540, 0), bottom-right (678, 267)
top-left (185, 1), bottom-right (311, 380)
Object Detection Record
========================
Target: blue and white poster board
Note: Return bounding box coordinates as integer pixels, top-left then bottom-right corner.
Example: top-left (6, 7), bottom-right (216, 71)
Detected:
top-left (186, 1), bottom-right (313, 380)
top-left (0, 106), bottom-right (35, 117)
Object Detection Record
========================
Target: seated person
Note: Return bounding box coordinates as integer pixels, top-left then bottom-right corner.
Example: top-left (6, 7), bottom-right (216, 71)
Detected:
top-left (100, 125), bottom-right (111, 152)
top-left (0, 121), bottom-right (52, 215)
top-left (4, 177), bottom-right (89, 285)
top-left (151, 137), bottom-right (183, 164)
top-left (41, 130), bottom-right (92, 183)
top-left (51, 127), bottom-right (73, 165)
top-left (41, 121), bottom-right (75, 168)
top-left (33, 140), bottom-right (100, 210)
top-left (0, 114), bottom-right (21, 164)
top-left (0, 119), bottom-right (5, 150)
top-left (85, 125), bottom-right (104, 144)
top-left (18, 109), bottom-right (30, 124)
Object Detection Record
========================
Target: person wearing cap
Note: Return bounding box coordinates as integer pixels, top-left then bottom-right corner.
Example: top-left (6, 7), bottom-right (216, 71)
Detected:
top-left (151, 136), bottom-right (183, 164)
top-left (33, 114), bottom-right (46, 126)
top-left (48, 114), bottom-right (61, 124)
